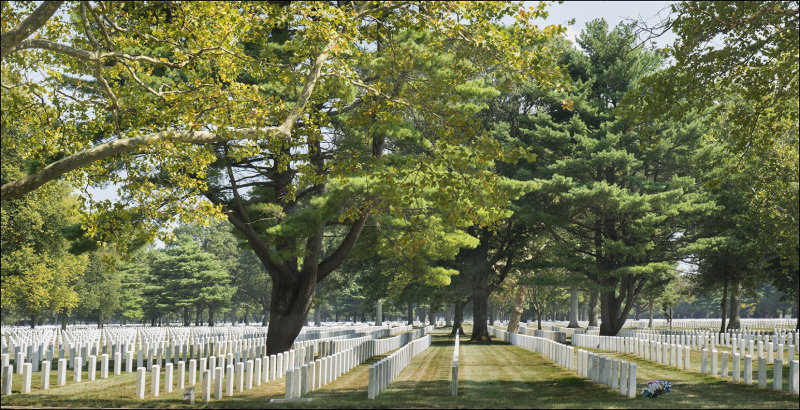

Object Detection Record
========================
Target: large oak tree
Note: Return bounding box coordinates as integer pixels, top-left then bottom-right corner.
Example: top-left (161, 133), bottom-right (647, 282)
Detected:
top-left (2, 1), bottom-right (565, 352)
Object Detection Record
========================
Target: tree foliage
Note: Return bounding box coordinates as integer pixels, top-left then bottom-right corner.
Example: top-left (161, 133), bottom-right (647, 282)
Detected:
top-left (526, 20), bottom-right (715, 335)
top-left (632, 1), bottom-right (799, 272)
top-left (1, 136), bottom-right (87, 325)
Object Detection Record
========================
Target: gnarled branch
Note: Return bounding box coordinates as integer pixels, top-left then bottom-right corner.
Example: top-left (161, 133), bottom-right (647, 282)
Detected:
top-left (0, 1), bottom-right (63, 59)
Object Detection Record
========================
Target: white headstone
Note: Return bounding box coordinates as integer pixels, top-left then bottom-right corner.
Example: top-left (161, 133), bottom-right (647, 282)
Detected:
top-left (165, 363), bottom-right (174, 394)
top-left (774, 358), bottom-right (783, 391)
top-left (215, 367), bottom-right (224, 399)
top-left (236, 361), bottom-right (244, 392)
top-left (21, 363), bottom-right (32, 393)
top-left (627, 362), bottom-right (637, 399)
top-left (246, 360), bottom-right (254, 390)
top-left (201, 369), bottom-right (211, 403)
top-left (88, 355), bottom-right (97, 381)
top-left (74, 356), bottom-right (82, 382)
top-left (101, 353), bottom-right (109, 378)
top-left (174, 361), bottom-right (184, 390)
top-left (619, 361), bottom-right (628, 396)
top-left (136, 367), bottom-right (146, 399)
top-left (189, 359), bottom-right (197, 386)
top-left (41, 360), bottom-right (51, 390)
top-left (151, 365), bottom-right (160, 396)
top-left (226, 364), bottom-right (234, 396)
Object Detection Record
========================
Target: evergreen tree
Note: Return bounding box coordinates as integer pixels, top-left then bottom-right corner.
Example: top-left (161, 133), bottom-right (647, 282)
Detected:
top-left (150, 236), bottom-right (235, 326)
top-left (75, 246), bottom-right (122, 328)
top-left (117, 254), bottom-right (148, 325)
top-left (527, 20), bottom-right (714, 335)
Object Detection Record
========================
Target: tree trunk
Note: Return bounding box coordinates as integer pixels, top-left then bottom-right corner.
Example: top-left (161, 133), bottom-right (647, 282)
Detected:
top-left (648, 301), bottom-right (654, 328)
top-left (262, 301), bottom-right (269, 326)
top-left (428, 309), bottom-right (435, 326)
top-left (98, 311), bottom-right (104, 329)
top-left (507, 287), bottom-right (526, 333)
top-left (727, 281), bottom-right (741, 330)
top-left (314, 307), bottom-right (321, 326)
top-left (375, 299), bottom-right (383, 326)
top-left (451, 299), bottom-right (467, 336)
top-left (244, 306), bottom-right (250, 325)
top-left (551, 298), bottom-right (557, 322)
top-left (208, 305), bottom-right (215, 327)
top-left (598, 288), bottom-right (636, 336)
top-left (668, 306), bottom-right (673, 330)
top-left (568, 287), bottom-right (580, 328)
top-left (406, 301), bottom-right (413, 325)
top-left (634, 304), bottom-right (641, 321)
top-left (719, 278), bottom-right (728, 333)
top-left (588, 290), bottom-right (599, 327)
top-left (183, 306), bottom-right (191, 327)
top-left (445, 304), bottom-right (452, 327)
top-left (266, 274), bottom-right (316, 355)
top-left (470, 286), bottom-right (491, 342)
top-left (536, 306), bottom-right (542, 330)
top-left (61, 311), bottom-right (68, 330)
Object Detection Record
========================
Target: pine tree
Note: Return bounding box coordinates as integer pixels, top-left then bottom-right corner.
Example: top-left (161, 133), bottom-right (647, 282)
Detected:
top-left (526, 20), bottom-right (715, 335)
top-left (150, 237), bottom-right (234, 326)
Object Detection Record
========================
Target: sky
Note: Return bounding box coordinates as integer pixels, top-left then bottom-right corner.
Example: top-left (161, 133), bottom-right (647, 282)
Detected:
top-left (540, 1), bottom-right (677, 48)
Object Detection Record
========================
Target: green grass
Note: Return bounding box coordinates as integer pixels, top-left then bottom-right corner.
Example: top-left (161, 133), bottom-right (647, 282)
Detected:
top-left (2, 327), bottom-right (798, 408)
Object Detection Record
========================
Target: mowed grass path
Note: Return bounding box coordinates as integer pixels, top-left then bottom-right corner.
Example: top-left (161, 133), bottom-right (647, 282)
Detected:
top-left (2, 327), bottom-right (799, 408)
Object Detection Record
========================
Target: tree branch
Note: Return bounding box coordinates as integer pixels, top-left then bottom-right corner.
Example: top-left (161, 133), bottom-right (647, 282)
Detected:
top-left (204, 192), bottom-right (292, 282)
top-left (1, 127), bottom-right (275, 200)
top-left (0, 1), bottom-right (63, 59)
top-left (317, 213), bottom-right (370, 282)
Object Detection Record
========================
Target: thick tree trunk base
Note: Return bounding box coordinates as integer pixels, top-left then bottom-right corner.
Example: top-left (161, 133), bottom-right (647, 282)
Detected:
top-left (470, 290), bottom-right (491, 343)
top-left (451, 300), bottom-right (467, 336)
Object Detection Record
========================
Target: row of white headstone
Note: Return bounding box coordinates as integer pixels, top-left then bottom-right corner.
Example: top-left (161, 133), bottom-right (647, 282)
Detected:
top-left (284, 333), bottom-right (380, 400)
top-left (1, 323), bottom-right (412, 373)
top-left (517, 326), bottom-right (567, 343)
top-left (572, 333), bottom-right (800, 395)
top-left (577, 350), bottom-right (637, 398)
top-left (574, 333), bottom-right (693, 369)
top-left (699, 348), bottom-right (800, 394)
top-left (491, 327), bottom-right (638, 397)
top-left (2, 352), bottom-right (125, 397)
top-left (573, 332), bottom-right (798, 370)
top-left (282, 325), bottom-right (434, 400)
top-left (368, 333), bottom-right (433, 399)
top-left (489, 328), bottom-right (575, 373)
top-left (451, 333), bottom-right (459, 397)
top-left (617, 328), bottom-right (798, 355)
top-left (528, 318), bottom-right (797, 331)
top-left (0, 323), bottom-right (411, 397)
top-left (133, 343), bottom-right (318, 401)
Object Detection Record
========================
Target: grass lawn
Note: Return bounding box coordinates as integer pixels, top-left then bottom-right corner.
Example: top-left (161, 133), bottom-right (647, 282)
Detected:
top-left (2, 327), bottom-right (798, 408)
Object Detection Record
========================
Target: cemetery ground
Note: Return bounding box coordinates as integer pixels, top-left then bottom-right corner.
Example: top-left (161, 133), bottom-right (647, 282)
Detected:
top-left (1, 326), bottom-right (798, 409)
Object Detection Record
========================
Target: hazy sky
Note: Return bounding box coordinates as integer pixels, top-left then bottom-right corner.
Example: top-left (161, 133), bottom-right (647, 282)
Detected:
top-left (541, 1), bottom-right (677, 48)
